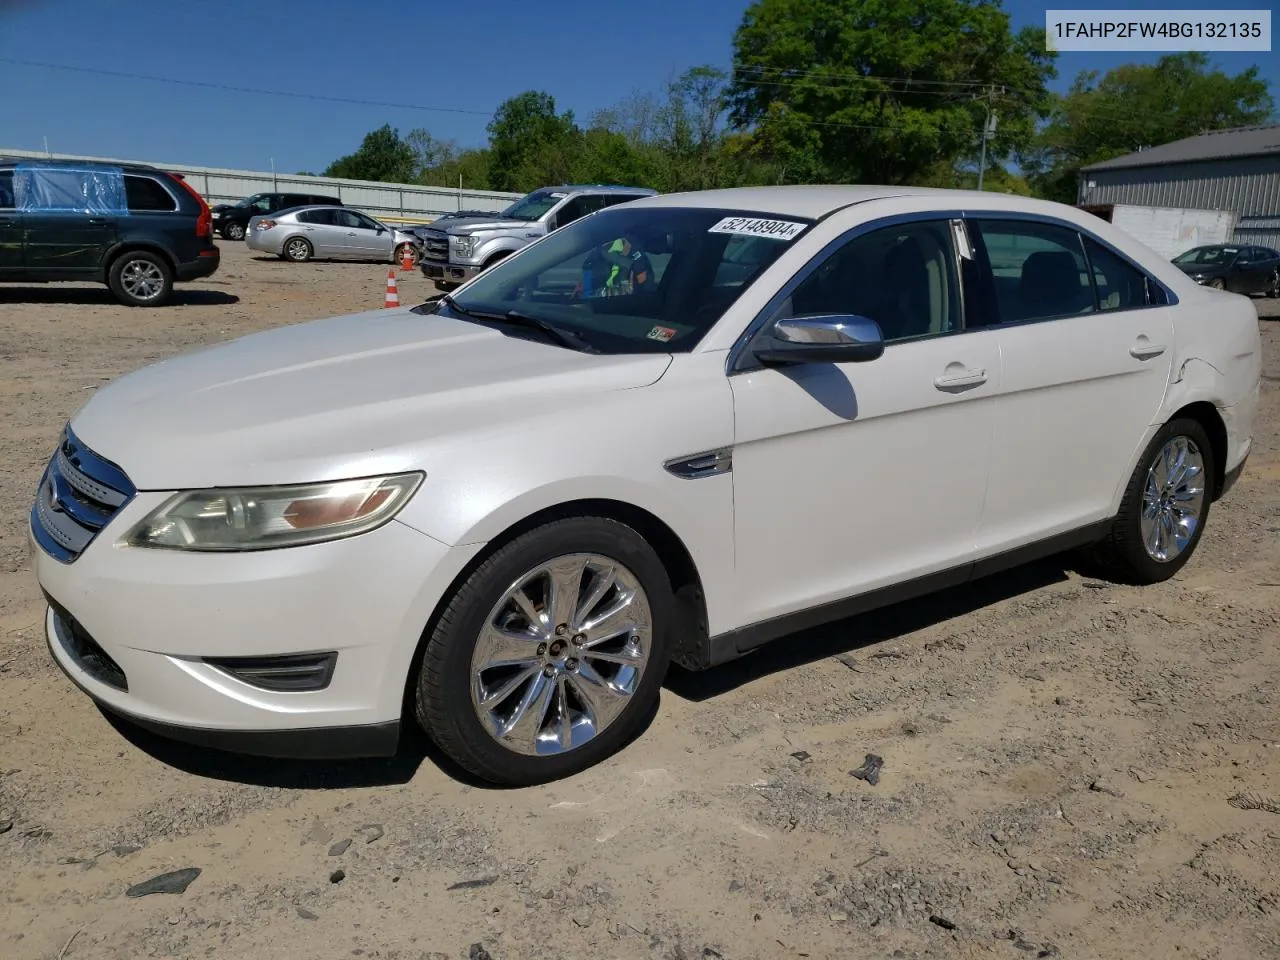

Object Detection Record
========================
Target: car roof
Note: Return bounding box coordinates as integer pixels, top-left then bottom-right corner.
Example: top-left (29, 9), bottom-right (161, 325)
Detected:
top-left (0, 156), bottom-right (166, 175)
top-left (541, 184), bottom-right (657, 196)
top-left (622, 184), bottom-right (1084, 220)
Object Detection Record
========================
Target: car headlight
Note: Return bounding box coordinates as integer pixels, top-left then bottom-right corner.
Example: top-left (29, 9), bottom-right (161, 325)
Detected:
top-left (122, 473), bottom-right (423, 551)
top-left (453, 235), bottom-right (476, 257)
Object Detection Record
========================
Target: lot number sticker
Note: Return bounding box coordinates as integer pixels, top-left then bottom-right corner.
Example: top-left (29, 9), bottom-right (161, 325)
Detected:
top-left (708, 217), bottom-right (807, 241)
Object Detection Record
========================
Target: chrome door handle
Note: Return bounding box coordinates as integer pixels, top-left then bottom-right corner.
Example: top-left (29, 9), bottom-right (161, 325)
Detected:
top-left (934, 368), bottom-right (988, 391)
top-left (1130, 341), bottom-right (1166, 360)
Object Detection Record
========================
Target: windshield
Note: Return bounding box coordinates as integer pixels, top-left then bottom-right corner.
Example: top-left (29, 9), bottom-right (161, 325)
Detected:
top-left (234, 193), bottom-right (268, 209)
top-left (436, 205), bottom-right (814, 354)
top-left (501, 189), bottom-right (566, 222)
top-left (1174, 246), bottom-right (1236, 265)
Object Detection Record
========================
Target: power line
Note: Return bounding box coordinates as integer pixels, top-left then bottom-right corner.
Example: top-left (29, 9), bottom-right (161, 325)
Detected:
top-left (0, 58), bottom-right (494, 117)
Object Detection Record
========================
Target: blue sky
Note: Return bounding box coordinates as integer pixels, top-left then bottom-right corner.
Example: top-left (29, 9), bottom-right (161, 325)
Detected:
top-left (1, 0), bottom-right (1275, 175)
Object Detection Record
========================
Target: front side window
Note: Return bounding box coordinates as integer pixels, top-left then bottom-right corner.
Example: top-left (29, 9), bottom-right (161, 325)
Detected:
top-left (972, 219), bottom-right (1093, 323)
top-left (768, 219), bottom-right (963, 342)
top-left (436, 206), bottom-right (814, 354)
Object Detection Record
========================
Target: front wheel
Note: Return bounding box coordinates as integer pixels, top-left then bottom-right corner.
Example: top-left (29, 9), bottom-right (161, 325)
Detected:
top-left (1208, 277), bottom-right (1226, 290)
top-left (108, 251), bottom-right (173, 307)
top-left (223, 222), bottom-right (246, 241)
top-left (394, 243), bottom-right (418, 267)
top-left (1267, 268), bottom-right (1279, 298)
top-left (413, 517), bottom-right (673, 786)
top-left (1086, 417), bottom-right (1213, 584)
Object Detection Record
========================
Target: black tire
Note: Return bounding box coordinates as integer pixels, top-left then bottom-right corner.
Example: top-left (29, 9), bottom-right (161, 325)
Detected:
top-left (1267, 269), bottom-right (1279, 299)
top-left (282, 237), bottom-right (312, 262)
top-left (1086, 417), bottom-right (1214, 585)
top-left (394, 243), bottom-right (418, 267)
top-left (224, 221), bottom-right (246, 241)
top-left (1208, 277), bottom-right (1225, 290)
top-left (482, 251), bottom-right (510, 271)
top-left (107, 250), bottom-right (173, 307)
top-left (413, 516), bottom-right (674, 786)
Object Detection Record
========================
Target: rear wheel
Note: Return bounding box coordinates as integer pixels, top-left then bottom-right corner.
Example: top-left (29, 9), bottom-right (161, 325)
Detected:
top-left (223, 222), bottom-right (246, 241)
top-left (283, 237), bottom-right (312, 262)
top-left (108, 251), bottom-right (173, 307)
top-left (413, 517), bottom-right (673, 786)
top-left (1086, 417), bottom-right (1213, 584)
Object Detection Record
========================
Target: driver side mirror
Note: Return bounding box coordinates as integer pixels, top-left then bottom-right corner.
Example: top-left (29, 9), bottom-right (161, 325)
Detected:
top-left (753, 315), bottom-right (885, 366)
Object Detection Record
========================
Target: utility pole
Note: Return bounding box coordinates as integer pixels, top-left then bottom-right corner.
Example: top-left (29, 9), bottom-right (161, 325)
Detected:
top-left (976, 87), bottom-right (999, 191)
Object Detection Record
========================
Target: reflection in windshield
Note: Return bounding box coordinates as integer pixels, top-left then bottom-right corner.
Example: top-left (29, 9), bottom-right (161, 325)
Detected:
top-left (438, 205), bottom-right (812, 355)
top-left (1174, 246), bottom-right (1236, 265)
top-left (234, 193), bottom-right (268, 209)
top-left (501, 190), bottom-right (563, 222)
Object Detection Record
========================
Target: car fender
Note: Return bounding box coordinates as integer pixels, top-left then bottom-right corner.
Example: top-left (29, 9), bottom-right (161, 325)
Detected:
top-left (1105, 357), bottom-right (1231, 514)
top-left (472, 235), bottom-right (529, 265)
top-left (101, 239), bottom-right (176, 275)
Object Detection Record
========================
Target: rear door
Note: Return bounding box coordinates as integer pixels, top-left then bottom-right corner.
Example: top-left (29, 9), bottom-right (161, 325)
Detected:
top-left (968, 216), bottom-right (1176, 553)
top-left (0, 170), bottom-right (21, 277)
top-left (303, 209), bottom-right (343, 256)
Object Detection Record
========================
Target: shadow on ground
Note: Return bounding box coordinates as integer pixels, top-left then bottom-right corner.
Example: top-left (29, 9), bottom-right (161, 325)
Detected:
top-left (665, 558), bottom-right (1076, 702)
top-left (100, 689), bottom-right (662, 791)
top-left (0, 288), bottom-right (239, 306)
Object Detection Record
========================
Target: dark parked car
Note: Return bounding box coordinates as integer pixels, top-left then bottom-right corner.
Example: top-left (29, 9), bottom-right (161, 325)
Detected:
top-left (0, 158), bottom-right (219, 307)
top-left (1172, 243), bottom-right (1280, 297)
top-left (211, 192), bottom-right (343, 240)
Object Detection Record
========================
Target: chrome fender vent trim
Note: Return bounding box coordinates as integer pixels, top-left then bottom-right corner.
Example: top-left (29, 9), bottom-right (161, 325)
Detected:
top-left (663, 447), bottom-right (733, 480)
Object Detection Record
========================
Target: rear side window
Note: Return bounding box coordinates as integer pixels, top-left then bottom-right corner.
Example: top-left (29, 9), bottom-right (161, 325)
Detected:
top-left (124, 175), bottom-right (178, 212)
top-left (1084, 237), bottom-right (1150, 311)
top-left (0, 170), bottom-right (13, 208)
top-left (972, 220), bottom-right (1093, 323)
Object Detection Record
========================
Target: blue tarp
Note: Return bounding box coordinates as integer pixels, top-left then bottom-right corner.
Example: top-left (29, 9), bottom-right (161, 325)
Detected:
top-left (14, 162), bottom-right (129, 215)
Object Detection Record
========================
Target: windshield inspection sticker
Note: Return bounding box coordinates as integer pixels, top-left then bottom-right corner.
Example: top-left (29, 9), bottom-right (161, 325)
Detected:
top-left (647, 325), bottom-right (677, 343)
top-left (708, 216), bottom-right (807, 241)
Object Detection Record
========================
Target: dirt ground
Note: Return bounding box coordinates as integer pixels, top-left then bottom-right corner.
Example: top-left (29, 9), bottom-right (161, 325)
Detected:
top-left (1, 243), bottom-right (1278, 960)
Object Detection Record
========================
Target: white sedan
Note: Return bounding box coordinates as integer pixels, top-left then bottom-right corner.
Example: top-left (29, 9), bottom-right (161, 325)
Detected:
top-left (30, 186), bottom-right (1261, 785)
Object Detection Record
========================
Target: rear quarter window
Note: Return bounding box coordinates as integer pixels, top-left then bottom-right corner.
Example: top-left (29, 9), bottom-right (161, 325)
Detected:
top-left (124, 175), bottom-right (178, 212)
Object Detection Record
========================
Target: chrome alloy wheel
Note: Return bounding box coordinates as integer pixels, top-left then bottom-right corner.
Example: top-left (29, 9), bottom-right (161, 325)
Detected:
top-left (285, 238), bottom-right (310, 261)
top-left (470, 553), bottom-right (653, 757)
top-left (1140, 435), bottom-right (1207, 562)
top-left (120, 260), bottom-right (165, 301)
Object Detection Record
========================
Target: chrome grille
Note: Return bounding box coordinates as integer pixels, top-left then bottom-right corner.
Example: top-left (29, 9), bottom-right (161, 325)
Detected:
top-left (420, 228), bottom-right (449, 264)
top-left (30, 427), bottom-right (135, 564)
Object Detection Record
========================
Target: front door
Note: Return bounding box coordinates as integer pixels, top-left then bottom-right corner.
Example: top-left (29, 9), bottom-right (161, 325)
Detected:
top-left (966, 217), bottom-right (1176, 553)
top-left (0, 171), bottom-right (21, 277)
top-left (729, 217), bottom-right (1000, 629)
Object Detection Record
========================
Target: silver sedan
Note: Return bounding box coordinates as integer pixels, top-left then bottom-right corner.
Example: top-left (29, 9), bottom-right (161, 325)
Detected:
top-left (246, 205), bottom-right (423, 264)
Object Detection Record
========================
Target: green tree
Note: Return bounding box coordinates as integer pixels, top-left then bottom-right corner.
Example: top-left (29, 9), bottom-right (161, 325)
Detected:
top-left (1026, 53), bottom-right (1275, 203)
top-left (323, 124), bottom-right (416, 183)
top-left (486, 91), bottom-right (580, 191)
top-left (727, 0), bottom-right (1056, 185)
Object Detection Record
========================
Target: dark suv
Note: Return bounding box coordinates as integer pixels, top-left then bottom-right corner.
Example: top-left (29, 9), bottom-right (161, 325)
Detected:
top-left (0, 158), bottom-right (220, 307)
top-left (212, 192), bottom-right (343, 240)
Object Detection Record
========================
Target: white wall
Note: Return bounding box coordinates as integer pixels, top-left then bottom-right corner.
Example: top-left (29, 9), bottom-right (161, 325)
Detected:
top-left (1109, 204), bottom-right (1238, 259)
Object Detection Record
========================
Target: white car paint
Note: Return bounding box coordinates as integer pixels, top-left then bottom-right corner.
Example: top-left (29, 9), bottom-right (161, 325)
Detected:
top-left (30, 185), bottom-right (1261, 769)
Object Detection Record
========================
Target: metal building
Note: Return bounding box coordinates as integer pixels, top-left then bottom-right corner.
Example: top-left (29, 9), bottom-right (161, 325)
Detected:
top-left (1076, 124), bottom-right (1280, 250)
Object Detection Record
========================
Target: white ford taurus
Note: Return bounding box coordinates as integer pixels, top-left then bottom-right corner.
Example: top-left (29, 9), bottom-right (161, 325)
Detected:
top-left (30, 186), bottom-right (1261, 785)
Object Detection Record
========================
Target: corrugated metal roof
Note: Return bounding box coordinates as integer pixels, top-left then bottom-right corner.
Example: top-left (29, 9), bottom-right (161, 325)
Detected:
top-left (1081, 124), bottom-right (1280, 173)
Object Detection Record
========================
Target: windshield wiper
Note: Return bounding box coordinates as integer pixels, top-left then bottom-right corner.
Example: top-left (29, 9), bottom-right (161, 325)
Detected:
top-left (433, 296), bottom-right (598, 353)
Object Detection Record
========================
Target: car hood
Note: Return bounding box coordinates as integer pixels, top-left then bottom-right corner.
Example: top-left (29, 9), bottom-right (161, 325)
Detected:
top-left (431, 216), bottom-right (539, 235)
top-left (69, 307), bottom-right (672, 490)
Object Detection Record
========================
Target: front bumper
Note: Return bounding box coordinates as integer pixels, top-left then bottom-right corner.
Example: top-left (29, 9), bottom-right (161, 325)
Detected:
top-left (32, 497), bottom-right (484, 759)
top-left (420, 259), bottom-right (481, 285)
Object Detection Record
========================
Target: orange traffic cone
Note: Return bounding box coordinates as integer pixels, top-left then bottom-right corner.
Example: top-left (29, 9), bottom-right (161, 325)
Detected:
top-left (399, 247), bottom-right (415, 273)
top-left (384, 269), bottom-right (400, 308)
